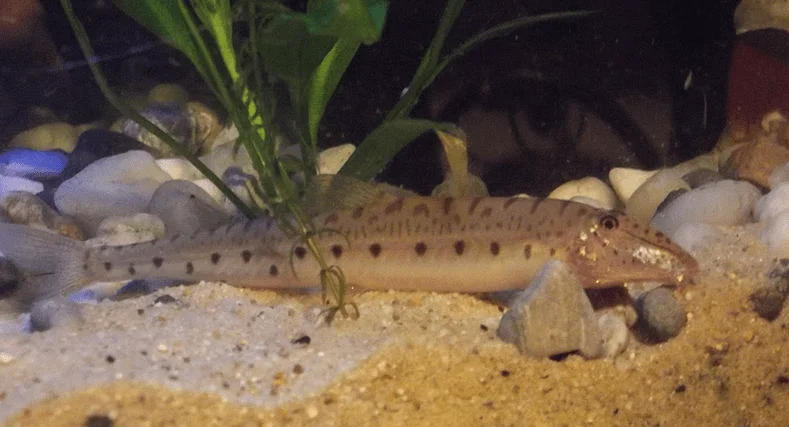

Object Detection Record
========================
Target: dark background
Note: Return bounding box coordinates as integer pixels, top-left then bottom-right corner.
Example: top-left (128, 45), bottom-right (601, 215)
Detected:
top-left (0, 0), bottom-right (740, 195)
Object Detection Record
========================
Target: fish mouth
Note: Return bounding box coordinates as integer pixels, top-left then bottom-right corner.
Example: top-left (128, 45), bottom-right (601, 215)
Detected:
top-left (624, 230), bottom-right (699, 287)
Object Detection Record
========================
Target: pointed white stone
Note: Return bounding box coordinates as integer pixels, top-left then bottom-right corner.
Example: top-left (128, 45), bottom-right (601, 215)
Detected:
top-left (608, 167), bottom-right (658, 204)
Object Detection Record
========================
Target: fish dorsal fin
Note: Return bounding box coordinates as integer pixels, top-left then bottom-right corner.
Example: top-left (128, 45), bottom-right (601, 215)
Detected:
top-left (302, 174), bottom-right (417, 215)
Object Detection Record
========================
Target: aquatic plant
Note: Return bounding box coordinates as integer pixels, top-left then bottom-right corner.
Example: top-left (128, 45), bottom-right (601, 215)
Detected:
top-left (59, 0), bottom-right (592, 319)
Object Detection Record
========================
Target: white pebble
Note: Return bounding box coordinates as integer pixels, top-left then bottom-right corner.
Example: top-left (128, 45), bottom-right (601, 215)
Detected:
top-left (755, 182), bottom-right (789, 222)
top-left (768, 161), bottom-right (789, 188)
top-left (0, 352), bottom-right (15, 364)
top-left (548, 177), bottom-right (618, 210)
top-left (650, 180), bottom-right (761, 238)
top-left (671, 223), bottom-right (725, 253)
top-left (89, 213), bottom-right (166, 247)
top-left (191, 178), bottom-right (228, 206)
top-left (608, 167), bottom-right (658, 204)
top-left (625, 168), bottom-right (689, 224)
top-left (148, 180), bottom-right (232, 234)
top-left (199, 141), bottom-right (254, 178)
top-left (569, 196), bottom-right (608, 210)
top-left (0, 175), bottom-right (43, 197)
top-left (54, 150), bottom-right (171, 234)
top-left (156, 158), bottom-right (202, 180)
top-left (761, 210), bottom-right (789, 257)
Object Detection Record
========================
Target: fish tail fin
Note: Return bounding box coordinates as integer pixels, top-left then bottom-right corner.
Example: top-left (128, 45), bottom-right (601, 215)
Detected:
top-left (0, 223), bottom-right (88, 310)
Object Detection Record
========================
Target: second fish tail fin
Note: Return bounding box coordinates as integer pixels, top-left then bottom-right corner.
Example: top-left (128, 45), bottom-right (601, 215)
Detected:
top-left (0, 223), bottom-right (89, 309)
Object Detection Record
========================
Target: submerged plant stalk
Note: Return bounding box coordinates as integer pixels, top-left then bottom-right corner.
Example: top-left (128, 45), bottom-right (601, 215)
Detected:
top-left (60, 0), bottom-right (256, 218)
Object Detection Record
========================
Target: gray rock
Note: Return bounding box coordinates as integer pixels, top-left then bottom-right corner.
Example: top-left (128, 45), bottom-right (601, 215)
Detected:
top-left (598, 313), bottom-right (630, 357)
top-left (147, 180), bottom-right (232, 235)
top-left (54, 150), bottom-right (171, 234)
top-left (750, 258), bottom-right (789, 321)
top-left (634, 287), bottom-right (686, 342)
top-left (28, 297), bottom-right (83, 332)
top-left (497, 260), bottom-right (603, 359)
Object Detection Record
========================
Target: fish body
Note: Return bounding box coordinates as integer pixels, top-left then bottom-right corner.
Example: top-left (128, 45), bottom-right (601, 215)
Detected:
top-left (0, 196), bottom-right (697, 303)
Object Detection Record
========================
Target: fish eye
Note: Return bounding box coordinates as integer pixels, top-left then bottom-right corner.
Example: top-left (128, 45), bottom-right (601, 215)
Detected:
top-left (599, 214), bottom-right (619, 230)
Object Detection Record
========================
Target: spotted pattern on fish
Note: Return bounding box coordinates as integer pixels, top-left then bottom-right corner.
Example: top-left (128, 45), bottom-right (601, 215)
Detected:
top-left (0, 196), bottom-right (699, 296)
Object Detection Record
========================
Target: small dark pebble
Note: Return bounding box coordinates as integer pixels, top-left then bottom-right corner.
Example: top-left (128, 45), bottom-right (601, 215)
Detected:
top-left (84, 414), bottom-right (114, 427)
top-left (153, 294), bottom-right (178, 305)
top-left (291, 335), bottom-right (311, 346)
top-left (634, 287), bottom-right (686, 343)
top-left (750, 260), bottom-right (789, 320)
top-left (137, 308), bottom-right (144, 315)
top-left (777, 375), bottom-right (789, 385)
top-left (105, 355), bottom-right (115, 364)
top-left (749, 287), bottom-right (787, 321)
top-left (480, 324), bottom-right (488, 332)
top-left (548, 352), bottom-right (571, 362)
top-left (674, 384), bottom-right (687, 393)
top-left (293, 364), bottom-right (304, 374)
top-left (500, 370), bottom-right (511, 377)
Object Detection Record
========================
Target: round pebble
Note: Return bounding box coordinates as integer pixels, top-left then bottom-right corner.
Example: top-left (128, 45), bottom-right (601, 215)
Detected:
top-left (608, 167), bottom-right (657, 204)
top-left (9, 122), bottom-right (86, 153)
top-left (750, 259), bottom-right (789, 321)
top-left (755, 182), bottom-right (789, 222)
top-left (597, 313), bottom-right (629, 357)
top-left (59, 129), bottom-right (155, 185)
top-left (635, 287), bottom-right (686, 342)
top-left (650, 180), bottom-right (761, 237)
top-left (29, 298), bottom-right (83, 332)
top-left (547, 177), bottom-right (618, 210)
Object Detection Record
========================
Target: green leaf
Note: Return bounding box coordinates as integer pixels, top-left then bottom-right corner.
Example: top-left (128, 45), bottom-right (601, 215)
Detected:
top-left (307, 37), bottom-right (360, 144)
top-left (256, 8), bottom-right (336, 85)
top-left (192, 0), bottom-right (236, 78)
top-left (306, 0), bottom-right (388, 44)
top-left (339, 119), bottom-right (453, 181)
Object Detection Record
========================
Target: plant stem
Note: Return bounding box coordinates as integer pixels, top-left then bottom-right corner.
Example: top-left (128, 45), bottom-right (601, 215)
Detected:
top-left (60, 0), bottom-right (256, 218)
top-left (384, 0), bottom-right (465, 121)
